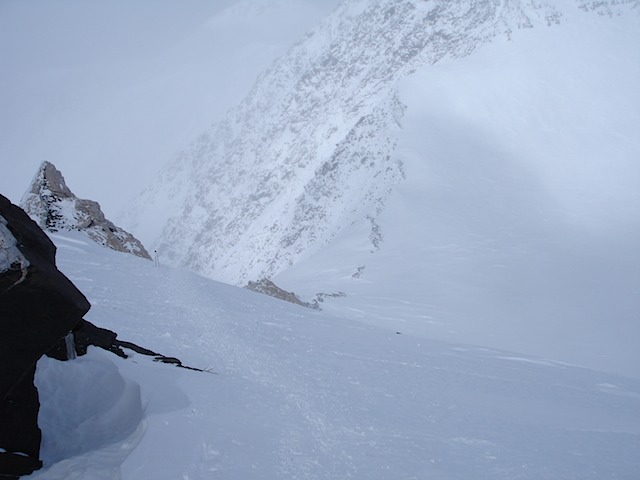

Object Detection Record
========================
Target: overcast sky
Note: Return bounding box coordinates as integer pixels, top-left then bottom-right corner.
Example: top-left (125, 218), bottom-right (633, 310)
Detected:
top-left (0, 0), bottom-right (337, 218)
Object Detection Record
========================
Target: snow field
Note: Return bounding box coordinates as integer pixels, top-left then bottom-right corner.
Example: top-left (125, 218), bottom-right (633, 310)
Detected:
top-left (25, 233), bottom-right (640, 479)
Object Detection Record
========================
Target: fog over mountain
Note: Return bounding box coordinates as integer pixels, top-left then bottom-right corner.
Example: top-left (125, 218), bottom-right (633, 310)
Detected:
top-left (2, 1), bottom-right (640, 478)
top-left (0, 0), bottom-right (339, 215)
top-left (129, 0), bottom-right (639, 378)
top-left (1, 0), bottom-right (639, 381)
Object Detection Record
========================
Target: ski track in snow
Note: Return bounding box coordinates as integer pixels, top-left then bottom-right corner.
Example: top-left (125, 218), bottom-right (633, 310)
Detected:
top-left (25, 233), bottom-right (640, 480)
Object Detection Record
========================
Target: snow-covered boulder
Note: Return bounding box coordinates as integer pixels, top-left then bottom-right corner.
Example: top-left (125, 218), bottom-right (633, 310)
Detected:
top-left (21, 162), bottom-right (151, 260)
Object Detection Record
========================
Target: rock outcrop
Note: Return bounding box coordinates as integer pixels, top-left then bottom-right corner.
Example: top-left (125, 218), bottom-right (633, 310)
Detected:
top-left (0, 193), bottom-right (89, 478)
top-left (246, 277), bottom-right (316, 309)
top-left (21, 162), bottom-right (151, 260)
top-left (245, 277), bottom-right (346, 310)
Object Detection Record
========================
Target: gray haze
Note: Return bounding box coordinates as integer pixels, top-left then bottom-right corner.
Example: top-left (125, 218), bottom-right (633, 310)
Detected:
top-left (0, 0), bottom-right (339, 216)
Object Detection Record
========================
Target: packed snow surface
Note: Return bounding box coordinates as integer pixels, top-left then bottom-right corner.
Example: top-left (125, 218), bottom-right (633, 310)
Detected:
top-left (25, 233), bottom-right (640, 479)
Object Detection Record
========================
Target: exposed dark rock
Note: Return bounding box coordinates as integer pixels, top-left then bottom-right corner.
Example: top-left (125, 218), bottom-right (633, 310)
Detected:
top-left (246, 277), bottom-right (317, 309)
top-left (20, 162), bottom-right (151, 260)
top-left (311, 291), bottom-right (347, 309)
top-left (352, 265), bottom-right (366, 279)
top-left (245, 277), bottom-right (346, 311)
top-left (0, 193), bottom-right (89, 477)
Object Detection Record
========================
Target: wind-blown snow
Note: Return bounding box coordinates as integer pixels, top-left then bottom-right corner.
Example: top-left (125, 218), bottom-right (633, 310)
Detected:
top-left (24, 232), bottom-right (640, 479)
top-left (33, 351), bottom-right (143, 478)
top-left (274, 2), bottom-right (640, 379)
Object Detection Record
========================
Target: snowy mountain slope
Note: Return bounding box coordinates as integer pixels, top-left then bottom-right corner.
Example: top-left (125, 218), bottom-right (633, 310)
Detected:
top-left (24, 232), bottom-right (640, 479)
top-left (119, 0), bottom-right (640, 380)
top-left (275, 5), bottom-right (640, 379)
top-left (131, 0), bottom-right (580, 283)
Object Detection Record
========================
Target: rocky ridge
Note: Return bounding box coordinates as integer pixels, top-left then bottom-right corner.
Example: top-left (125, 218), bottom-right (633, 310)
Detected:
top-left (246, 277), bottom-right (316, 308)
top-left (246, 276), bottom-right (347, 309)
top-left (21, 162), bottom-right (151, 260)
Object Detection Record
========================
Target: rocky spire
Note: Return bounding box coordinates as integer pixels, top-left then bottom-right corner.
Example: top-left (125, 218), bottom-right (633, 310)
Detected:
top-left (20, 162), bottom-right (151, 260)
